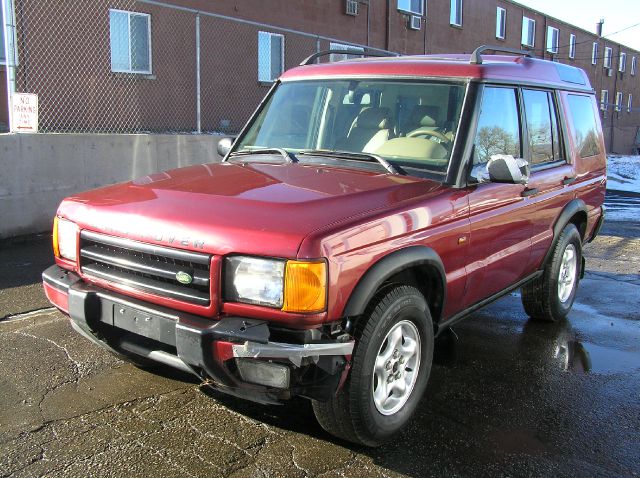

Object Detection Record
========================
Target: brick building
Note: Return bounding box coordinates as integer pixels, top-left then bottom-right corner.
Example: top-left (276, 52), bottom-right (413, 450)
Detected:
top-left (1, 0), bottom-right (639, 152)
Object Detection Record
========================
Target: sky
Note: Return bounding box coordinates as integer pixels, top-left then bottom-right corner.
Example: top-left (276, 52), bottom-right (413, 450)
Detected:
top-left (516, 0), bottom-right (640, 51)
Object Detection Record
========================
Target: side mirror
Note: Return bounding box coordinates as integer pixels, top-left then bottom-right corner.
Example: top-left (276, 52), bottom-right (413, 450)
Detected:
top-left (478, 155), bottom-right (530, 185)
top-left (217, 137), bottom-right (233, 158)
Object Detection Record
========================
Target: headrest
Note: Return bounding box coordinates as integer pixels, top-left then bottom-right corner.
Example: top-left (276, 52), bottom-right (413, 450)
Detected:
top-left (356, 107), bottom-right (390, 129)
top-left (419, 115), bottom-right (437, 127)
top-left (409, 105), bottom-right (440, 126)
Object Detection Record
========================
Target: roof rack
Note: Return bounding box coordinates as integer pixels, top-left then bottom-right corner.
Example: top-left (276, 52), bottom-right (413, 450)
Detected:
top-left (299, 49), bottom-right (399, 66)
top-left (470, 45), bottom-right (533, 65)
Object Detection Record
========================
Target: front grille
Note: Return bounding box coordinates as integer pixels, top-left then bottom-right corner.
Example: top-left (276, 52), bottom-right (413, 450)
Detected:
top-left (80, 230), bottom-right (211, 306)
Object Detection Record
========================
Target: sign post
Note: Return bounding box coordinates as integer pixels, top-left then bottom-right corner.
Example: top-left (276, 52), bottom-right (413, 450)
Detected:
top-left (10, 93), bottom-right (38, 133)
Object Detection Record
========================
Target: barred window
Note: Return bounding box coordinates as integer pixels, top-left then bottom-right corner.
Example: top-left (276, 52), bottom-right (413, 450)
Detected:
top-left (258, 31), bottom-right (284, 82)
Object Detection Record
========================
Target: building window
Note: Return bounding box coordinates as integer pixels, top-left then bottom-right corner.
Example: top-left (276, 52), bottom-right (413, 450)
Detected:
top-left (615, 92), bottom-right (623, 112)
top-left (619, 52), bottom-right (627, 72)
top-left (109, 9), bottom-right (152, 74)
top-left (329, 42), bottom-right (364, 62)
top-left (450, 0), bottom-right (462, 26)
top-left (600, 90), bottom-right (609, 111)
top-left (592, 42), bottom-right (598, 65)
top-left (496, 7), bottom-right (506, 39)
top-left (258, 32), bottom-right (284, 82)
top-left (632, 56), bottom-right (637, 75)
top-left (397, 0), bottom-right (424, 16)
top-left (0, 4), bottom-right (5, 65)
top-left (569, 34), bottom-right (576, 59)
top-left (603, 47), bottom-right (612, 69)
top-left (629, 94), bottom-right (633, 113)
top-left (546, 26), bottom-right (559, 54)
top-left (521, 17), bottom-right (535, 48)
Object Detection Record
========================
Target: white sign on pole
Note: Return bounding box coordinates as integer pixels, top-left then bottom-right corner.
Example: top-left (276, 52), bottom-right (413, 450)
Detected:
top-left (11, 93), bottom-right (39, 133)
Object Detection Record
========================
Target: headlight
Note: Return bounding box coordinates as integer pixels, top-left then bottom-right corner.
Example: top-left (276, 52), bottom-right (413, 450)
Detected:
top-left (53, 217), bottom-right (78, 261)
top-left (224, 256), bottom-right (327, 313)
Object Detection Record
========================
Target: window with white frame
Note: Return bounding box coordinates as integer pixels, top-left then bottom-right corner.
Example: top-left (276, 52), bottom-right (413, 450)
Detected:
top-left (329, 42), bottom-right (364, 62)
top-left (569, 34), bottom-right (576, 59)
top-left (628, 94), bottom-right (633, 113)
top-left (496, 7), bottom-right (506, 39)
top-left (632, 56), bottom-right (637, 75)
top-left (258, 31), bottom-right (284, 82)
top-left (619, 52), bottom-right (627, 72)
top-left (521, 17), bottom-right (535, 48)
top-left (397, 0), bottom-right (424, 15)
top-left (603, 47), bottom-right (612, 69)
top-left (600, 90), bottom-right (609, 111)
top-left (592, 42), bottom-right (598, 65)
top-left (615, 92), bottom-right (623, 112)
top-left (546, 26), bottom-right (559, 54)
top-left (109, 9), bottom-right (152, 74)
top-left (450, 0), bottom-right (462, 26)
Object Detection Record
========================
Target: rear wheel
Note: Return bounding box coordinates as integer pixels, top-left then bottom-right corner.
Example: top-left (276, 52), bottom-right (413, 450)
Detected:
top-left (312, 285), bottom-right (434, 446)
top-left (521, 224), bottom-right (582, 322)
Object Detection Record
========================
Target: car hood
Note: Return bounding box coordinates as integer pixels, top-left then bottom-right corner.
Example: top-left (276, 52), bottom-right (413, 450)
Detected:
top-left (58, 161), bottom-right (445, 258)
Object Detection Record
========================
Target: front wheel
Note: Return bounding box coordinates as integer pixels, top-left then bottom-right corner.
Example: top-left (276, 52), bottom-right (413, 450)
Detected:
top-left (521, 223), bottom-right (582, 322)
top-left (312, 285), bottom-right (434, 446)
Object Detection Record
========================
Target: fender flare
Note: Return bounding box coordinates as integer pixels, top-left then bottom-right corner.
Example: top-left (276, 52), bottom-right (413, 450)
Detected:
top-left (342, 246), bottom-right (446, 321)
top-left (541, 198), bottom-right (588, 268)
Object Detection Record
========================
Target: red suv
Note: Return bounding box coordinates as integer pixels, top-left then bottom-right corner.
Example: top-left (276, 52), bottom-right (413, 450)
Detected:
top-left (43, 46), bottom-right (606, 446)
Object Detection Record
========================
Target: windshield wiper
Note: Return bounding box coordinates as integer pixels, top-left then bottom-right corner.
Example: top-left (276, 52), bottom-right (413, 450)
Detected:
top-left (298, 150), bottom-right (400, 175)
top-left (228, 148), bottom-right (298, 163)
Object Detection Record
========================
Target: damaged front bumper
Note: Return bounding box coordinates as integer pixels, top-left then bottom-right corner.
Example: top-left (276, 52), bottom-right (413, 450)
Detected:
top-left (42, 265), bottom-right (353, 404)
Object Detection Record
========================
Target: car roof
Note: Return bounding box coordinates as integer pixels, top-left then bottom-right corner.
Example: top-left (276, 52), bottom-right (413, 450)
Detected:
top-left (280, 54), bottom-right (593, 93)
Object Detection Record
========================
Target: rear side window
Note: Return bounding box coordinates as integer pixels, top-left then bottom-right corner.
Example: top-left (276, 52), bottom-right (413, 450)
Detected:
top-left (522, 89), bottom-right (563, 165)
top-left (566, 94), bottom-right (602, 158)
top-left (473, 87), bottom-right (521, 164)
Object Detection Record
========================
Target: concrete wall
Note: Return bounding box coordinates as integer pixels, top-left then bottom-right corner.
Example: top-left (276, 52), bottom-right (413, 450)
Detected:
top-left (0, 133), bottom-right (226, 239)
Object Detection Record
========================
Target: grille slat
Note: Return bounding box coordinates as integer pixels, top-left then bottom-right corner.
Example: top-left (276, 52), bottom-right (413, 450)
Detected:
top-left (80, 231), bottom-right (212, 306)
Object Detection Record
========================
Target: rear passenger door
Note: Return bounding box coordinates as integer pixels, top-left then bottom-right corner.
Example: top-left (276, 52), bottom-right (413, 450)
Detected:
top-left (519, 89), bottom-right (575, 271)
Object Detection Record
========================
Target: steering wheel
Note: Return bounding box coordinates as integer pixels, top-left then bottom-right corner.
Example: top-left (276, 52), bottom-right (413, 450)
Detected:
top-left (407, 128), bottom-right (451, 143)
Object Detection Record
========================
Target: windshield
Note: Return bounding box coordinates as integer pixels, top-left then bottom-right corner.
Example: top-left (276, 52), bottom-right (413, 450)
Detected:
top-left (235, 79), bottom-right (466, 176)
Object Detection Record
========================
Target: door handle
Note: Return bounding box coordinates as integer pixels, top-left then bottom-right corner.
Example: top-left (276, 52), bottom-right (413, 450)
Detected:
top-left (521, 187), bottom-right (539, 197)
top-left (562, 176), bottom-right (576, 185)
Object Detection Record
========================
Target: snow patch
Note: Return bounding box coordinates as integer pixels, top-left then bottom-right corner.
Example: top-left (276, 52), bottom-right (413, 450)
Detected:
top-left (607, 155), bottom-right (640, 193)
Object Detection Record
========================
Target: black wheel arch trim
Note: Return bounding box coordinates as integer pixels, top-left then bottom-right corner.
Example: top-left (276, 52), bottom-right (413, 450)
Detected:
top-left (342, 246), bottom-right (446, 322)
top-left (541, 198), bottom-right (588, 268)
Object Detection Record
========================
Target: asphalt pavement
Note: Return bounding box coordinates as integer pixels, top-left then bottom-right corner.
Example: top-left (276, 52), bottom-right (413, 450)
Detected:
top-left (0, 219), bottom-right (639, 477)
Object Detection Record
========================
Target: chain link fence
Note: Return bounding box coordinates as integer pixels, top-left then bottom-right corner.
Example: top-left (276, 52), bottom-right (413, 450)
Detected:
top-left (4, 0), bottom-right (390, 134)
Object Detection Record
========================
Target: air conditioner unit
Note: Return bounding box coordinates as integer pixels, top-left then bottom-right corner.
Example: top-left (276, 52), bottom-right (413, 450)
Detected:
top-left (409, 15), bottom-right (421, 30)
top-left (345, 0), bottom-right (358, 16)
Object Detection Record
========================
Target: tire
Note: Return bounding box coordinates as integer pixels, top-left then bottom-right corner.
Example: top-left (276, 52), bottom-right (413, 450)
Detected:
top-left (312, 285), bottom-right (434, 446)
top-left (521, 223), bottom-right (582, 322)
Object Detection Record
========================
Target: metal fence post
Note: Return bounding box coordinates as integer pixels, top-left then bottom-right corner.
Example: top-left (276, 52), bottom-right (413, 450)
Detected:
top-left (195, 12), bottom-right (201, 134)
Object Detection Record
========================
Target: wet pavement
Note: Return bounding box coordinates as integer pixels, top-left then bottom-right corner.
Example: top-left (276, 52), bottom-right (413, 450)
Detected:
top-left (1, 219), bottom-right (639, 477)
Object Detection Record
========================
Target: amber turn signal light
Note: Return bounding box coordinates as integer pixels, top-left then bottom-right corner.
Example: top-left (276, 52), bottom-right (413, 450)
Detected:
top-left (52, 216), bottom-right (60, 258)
top-left (282, 260), bottom-right (327, 313)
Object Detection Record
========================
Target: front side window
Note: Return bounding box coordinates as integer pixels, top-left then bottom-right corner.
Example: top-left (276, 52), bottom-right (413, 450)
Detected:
top-left (566, 94), bottom-right (601, 158)
top-left (592, 42), bottom-right (599, 65)
top-left (235, 79), bottom-right (466, 177)
top-left (397, 0), bottom-right (424, 15)
top-left (496, 7), bottom-right (506, 39)
top-left (522, 17), bottom-right (535, 48)
top-left (109, 9), bottom-right (152, 74)
top-left (522, 89), bottom-right (563, 165)
top-left (569, 34), bottom-right (576, 59)
top-left (450, 0), bottom-right (463, 26)
top-left (619, 52), bottom-right (627, 72)
top-left (604, 47), bottom-right (612, 69)
top-left (473, 87), bottom-right (521, 165)
top-left (546, 27), bottom-right (559, 54)
top-left (258, 31), bottom-right (284, 82)
top-left (329, 42), bottom-right (364, 62)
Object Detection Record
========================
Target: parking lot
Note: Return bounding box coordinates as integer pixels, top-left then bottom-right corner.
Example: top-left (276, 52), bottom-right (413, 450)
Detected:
top-left (1, 216), bottom-right (639, 478)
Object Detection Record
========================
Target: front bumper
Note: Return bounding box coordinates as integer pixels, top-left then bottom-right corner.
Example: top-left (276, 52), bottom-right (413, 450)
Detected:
top-left (43, 265), bottom-right (353, 404)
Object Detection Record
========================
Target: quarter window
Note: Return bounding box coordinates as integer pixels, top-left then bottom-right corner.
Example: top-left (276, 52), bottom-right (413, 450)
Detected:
top-left (496, 7), bottom-right (506, 39)
top-left (109, 9), bottom-right (152, 74)
top-left (258, 32), bottom-right (284, 82)
top-left (397, 0), bottom-right (424, 16)
top-left (566, 94), bottom-right (602, 158)
top-left (522, 17), bottom-right (535, 48)
top-left (591, 42), bottom-right (599, 65)
top-left (546, 27), bottom-right (559, 54)
top-left (473, 87), bottom-right (521, 165)
top-left (450, 0), bottom-right (462, 26)
top-left (522, 89), bottom-right (563, 165)
top-left (569, 34), bottom-right (576, 59)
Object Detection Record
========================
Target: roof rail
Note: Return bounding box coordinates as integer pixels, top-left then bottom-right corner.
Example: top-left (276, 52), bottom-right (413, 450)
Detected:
top-left (470, 45), bottom-right (533, 65)
top-left (299, 49), bottom-right (398, 66)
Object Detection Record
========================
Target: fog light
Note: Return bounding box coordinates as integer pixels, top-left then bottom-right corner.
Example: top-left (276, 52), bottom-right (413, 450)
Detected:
top-left (236, 359), bottom-right (290, 389)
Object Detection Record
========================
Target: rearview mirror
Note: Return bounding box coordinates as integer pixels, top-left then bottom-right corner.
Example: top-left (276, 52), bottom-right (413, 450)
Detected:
top-left (217, 137), bottom-right (234, 158)
top-left (478, 155), bottom-right (530, 185)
